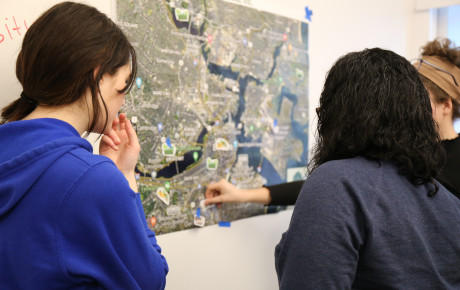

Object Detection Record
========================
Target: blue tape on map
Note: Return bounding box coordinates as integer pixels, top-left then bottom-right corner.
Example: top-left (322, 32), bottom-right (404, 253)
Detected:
top-left (218, 221), bottom-right (231, 227)
top-left (305, 6), bottom-right (313, 22)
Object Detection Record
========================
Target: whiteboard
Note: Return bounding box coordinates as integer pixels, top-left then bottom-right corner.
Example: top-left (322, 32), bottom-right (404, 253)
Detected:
top-left (0, 0), bottom-right (113, 110)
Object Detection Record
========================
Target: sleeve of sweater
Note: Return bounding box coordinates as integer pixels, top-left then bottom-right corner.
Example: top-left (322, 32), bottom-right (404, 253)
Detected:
top-left (274, 163), bottom-right (365, 289)
top-left (266, 180), bottom-right (304, 205)
top-left (57, 162), bottom-right (168, 289)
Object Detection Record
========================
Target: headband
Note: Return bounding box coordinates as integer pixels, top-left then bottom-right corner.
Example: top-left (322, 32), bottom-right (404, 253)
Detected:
top-left (417, 55), bottom-right (460, 101)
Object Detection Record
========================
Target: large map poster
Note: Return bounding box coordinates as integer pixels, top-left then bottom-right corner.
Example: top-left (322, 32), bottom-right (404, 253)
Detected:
top-left (116, 0), bottom-right (309, 234)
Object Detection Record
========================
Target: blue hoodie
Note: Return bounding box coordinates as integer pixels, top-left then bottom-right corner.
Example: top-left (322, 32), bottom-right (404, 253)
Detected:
top-left (0, 118), bottom-right (168, 289)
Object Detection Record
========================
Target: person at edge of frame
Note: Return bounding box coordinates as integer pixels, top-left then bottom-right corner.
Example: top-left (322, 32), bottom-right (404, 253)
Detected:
top-left (0, 2), bottom-right (168, 289)
top-left (275, 47), bottom-right (460, 289)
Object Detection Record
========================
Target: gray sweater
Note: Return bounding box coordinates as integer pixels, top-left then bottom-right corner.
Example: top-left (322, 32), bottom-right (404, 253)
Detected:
top-left (275, 156), bottom-right (460, 289)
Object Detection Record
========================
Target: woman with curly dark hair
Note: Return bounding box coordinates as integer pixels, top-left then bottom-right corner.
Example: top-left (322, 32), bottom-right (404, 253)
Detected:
top-left (415, 38), bottom-right (460, 198)
top-left (275, 48), bottom-right (460, 289)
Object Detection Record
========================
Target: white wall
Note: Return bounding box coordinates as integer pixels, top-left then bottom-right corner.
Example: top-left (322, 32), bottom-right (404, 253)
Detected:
top-left (0, 0), bottom-right (446, 289)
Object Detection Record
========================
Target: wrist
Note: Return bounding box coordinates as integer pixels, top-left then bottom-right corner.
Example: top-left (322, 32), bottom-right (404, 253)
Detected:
top-left (244, 187), bottom-right (271, 205)
top-left (124, 171), bottom-right (138, 192)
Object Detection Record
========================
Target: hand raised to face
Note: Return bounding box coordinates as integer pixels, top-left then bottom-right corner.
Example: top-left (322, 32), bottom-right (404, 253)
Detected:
top-left (99, 113), bottom-right (140, 176)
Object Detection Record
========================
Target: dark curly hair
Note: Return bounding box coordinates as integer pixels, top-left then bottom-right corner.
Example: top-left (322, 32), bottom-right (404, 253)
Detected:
top-left (419, 38), bottom-right (460, 119)
top-left (309, 48), bottom-right (445, 195)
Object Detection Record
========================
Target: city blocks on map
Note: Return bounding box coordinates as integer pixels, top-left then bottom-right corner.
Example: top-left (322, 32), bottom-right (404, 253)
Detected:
top-left (117, 0), bottom-right (309, 234)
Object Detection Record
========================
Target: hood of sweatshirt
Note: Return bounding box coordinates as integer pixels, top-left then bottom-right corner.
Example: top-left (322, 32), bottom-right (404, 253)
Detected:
top-left (0, 118), bottom-right (93, 216)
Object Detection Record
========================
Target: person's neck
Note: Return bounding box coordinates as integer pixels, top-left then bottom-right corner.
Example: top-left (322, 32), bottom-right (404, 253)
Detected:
top-left (439, 122), bottom-right (458, 140)
top-left (22, 103), bottom-right (89, 135)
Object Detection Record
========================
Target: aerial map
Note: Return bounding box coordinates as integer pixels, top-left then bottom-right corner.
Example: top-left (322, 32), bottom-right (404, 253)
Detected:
top-left (116, 0), bottom-right (309, 234)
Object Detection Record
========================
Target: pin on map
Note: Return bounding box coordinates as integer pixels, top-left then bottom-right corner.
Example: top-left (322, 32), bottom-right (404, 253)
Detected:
top-left (194, 209), bottom-right (205, 227)
top-left (135, 77), bottom-right (142, 88)
top-left (207, 34), bottom-right (213, 44)
top-left (151, 170), bottom-right (157, 180)
top-left (206, 157), bottom-right (218, 170)
top-left (174, 8), bottom-right (190, 22)
top-left (233, 140), bottom-right (238, 149)
top-left (165, 181), bottom-right (171, 191)
top-left (295, 68), bottom-right (304, 79)
top-left (166, 137), bottom-right (172, 148)
top-left (274, 118), bottom-right (278, 127)
top-left (161, 143), bottom-right (176, 156)
top-left (213, 138), bottom-right (231, 151)
top-left (283, 33), bottom-right (288, 42)
top-left (157, 122), bottom-right (163, 133)
top-left (156, 187), bottom-right (170, 205)
top-left (193, 151), bottom-right (199, 162)
top-left (150, 216), bottom-right (157, 227)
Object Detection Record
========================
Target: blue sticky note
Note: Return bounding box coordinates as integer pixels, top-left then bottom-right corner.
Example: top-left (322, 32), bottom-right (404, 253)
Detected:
top-left (218, 221), bottom-right (231, 227)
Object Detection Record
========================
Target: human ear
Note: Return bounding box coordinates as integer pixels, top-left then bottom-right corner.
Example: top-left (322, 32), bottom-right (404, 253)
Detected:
top-left (442, 98), bottom-right (453, 115)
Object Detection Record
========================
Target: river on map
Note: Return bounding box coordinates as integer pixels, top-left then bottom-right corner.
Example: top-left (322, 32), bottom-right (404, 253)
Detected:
top-left (151, 127), bottom-right (207, 179)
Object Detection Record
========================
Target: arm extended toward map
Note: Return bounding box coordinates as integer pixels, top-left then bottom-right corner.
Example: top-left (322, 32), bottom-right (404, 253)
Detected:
top-left (204, 179), bottom-right (304, 206)
top-left (205, 179), bottom-right (272, 205)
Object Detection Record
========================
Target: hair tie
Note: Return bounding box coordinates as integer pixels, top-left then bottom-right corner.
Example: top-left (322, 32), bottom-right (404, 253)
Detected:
top-left (20, 92), bottom-right (38, 106)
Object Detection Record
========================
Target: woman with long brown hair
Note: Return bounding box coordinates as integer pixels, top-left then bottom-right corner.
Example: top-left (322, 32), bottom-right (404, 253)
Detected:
top-left (0, 2), bottom-right (168, 289)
